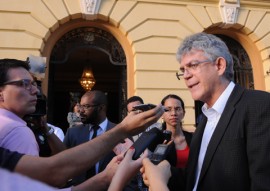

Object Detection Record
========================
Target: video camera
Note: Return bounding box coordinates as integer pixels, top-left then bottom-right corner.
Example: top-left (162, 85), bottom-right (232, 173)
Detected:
top-left (22, 55), bottom-right (47, 119)
top-left (23, 56), bottom-right (51, 156)
top-left (23, 79), bottom-right (47, 124)
top-left (23, 80), bottom-right (52, 156)
top-left (31, 81), bottom-right (47, 116)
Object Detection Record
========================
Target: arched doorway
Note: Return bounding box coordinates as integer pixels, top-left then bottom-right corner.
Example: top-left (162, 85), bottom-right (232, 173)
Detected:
top-left (46, 27), bottom-right (127, 131)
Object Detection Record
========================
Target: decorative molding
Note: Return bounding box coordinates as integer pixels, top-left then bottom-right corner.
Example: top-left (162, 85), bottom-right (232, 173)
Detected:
top-left (219, 0), bottom-right (240, 25)
top-left (50, 27), bottom-right (126, 66)
top-left (81, 0), bottom-right (101, 15)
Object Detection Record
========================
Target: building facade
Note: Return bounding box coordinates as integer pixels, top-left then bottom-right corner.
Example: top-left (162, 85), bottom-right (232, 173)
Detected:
top-left (1, 0), bottom-right (270, 131)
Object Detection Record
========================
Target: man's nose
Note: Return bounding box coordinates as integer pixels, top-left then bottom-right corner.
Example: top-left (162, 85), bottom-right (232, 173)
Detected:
top-left (31, 85), bottom-right (39, 94)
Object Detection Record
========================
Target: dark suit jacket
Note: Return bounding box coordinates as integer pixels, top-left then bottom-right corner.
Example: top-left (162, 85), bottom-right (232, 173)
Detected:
top-left (184, 84), bottom-right (270, 191)
top-left (64, 120), bottom-right (116, 186)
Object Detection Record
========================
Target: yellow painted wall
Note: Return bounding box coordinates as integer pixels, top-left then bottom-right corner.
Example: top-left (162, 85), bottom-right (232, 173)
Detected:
top-left (1, 0), bottom-right (270, 131)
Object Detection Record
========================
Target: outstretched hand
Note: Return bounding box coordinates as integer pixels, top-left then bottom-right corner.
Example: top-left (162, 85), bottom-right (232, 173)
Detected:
top-left (102, 154), bottom-right (124, 183)
top-left (108, 148), bottom-right (148, 191)
top-left (140, 158), bottom-right (171, 191)
top-left (120, 104), bottom-right (164, 136)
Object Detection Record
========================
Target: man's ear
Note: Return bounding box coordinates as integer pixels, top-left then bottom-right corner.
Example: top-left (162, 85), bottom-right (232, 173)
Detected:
top-left (216, 57), bottom-right (227, 76)
top-left (98, 104), bottom-right (105, 112)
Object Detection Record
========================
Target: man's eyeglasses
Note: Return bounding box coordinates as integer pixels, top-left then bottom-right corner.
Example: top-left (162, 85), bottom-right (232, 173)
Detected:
top-left (164, 107), bottom-right (183, 113)
top-left (176, 60), bottom-right (214, 80)
top-left (2, 79), bottom-right (38, 91)
top-left (79, 104), bottom-right (99, 110)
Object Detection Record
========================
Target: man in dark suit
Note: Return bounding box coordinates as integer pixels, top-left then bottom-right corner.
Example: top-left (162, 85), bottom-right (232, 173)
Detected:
top-left (64, 90), bottom-right (116, 186)
top-left (139, 33), bottom-right (270, 191)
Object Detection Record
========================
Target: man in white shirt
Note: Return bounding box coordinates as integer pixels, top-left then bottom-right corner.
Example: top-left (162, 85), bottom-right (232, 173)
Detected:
top-left (141, 32), bottom-right (270, 191)
top-left (47, 123), bottom-right (65, 142)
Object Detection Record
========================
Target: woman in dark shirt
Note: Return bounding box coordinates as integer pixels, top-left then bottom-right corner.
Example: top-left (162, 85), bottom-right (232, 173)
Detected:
top-left (161, 94), bottom-right (192, 168)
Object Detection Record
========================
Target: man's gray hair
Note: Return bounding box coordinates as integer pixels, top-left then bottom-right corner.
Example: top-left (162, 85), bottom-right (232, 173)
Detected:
top-left (176, 33), bottom-right (234, 81)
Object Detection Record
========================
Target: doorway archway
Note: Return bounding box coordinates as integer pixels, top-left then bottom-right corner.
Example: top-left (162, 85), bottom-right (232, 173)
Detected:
top-left (44, 26), bottom-right (127, 130)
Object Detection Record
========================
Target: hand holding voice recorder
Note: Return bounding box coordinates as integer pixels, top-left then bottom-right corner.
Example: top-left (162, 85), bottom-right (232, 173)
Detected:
top-left (130, 127), bottom-right (172, 160)
top-left (149, 143), bottom-right (173, 164)
top-left (133, 104), bottom-right (156, 112)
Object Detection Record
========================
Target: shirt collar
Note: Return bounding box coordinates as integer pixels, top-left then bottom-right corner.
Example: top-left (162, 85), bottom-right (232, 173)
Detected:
top-left (202, 81), bottom-right (235, 115)
top-left (0, 108), bottom-right (26, 125)
top-left (89, 118), bottom-right (108, 131)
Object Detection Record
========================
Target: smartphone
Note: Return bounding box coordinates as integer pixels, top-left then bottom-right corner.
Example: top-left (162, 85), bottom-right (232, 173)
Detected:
top-left (133, 103), bottom-right (156, 112)
top-left (149, 144), bottom-right (172, 164)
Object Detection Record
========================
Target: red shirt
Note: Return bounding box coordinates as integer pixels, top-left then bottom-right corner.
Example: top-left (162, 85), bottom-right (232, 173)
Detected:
top-left (176, 145), bottom-right (190, 168)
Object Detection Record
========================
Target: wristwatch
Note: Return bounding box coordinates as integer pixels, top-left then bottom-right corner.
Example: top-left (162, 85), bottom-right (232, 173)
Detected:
top-left (46, 126), bottom-right (54, 136)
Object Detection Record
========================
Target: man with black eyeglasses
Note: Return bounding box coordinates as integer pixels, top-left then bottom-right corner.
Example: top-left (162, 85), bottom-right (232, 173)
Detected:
top-left (0, 58), bottom-right (41, 156)
top-left (64, 90), bottom-right (118, 186)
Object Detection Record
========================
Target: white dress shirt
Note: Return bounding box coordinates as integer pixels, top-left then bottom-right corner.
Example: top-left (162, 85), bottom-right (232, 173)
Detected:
top-left (47, 123), bottom-right (65, 142)
top-left (193, 82), bottom-right (235, 190)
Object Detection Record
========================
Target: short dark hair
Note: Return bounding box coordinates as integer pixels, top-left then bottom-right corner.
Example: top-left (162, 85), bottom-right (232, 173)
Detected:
top-left (83, 90), bottom-right (107, 105)
top-left (126, 96), bottom-right (144, 108)
top-left (0, 59), bottom-right (30, 85)
top-left (69, 99), bottom-right (80, 112)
